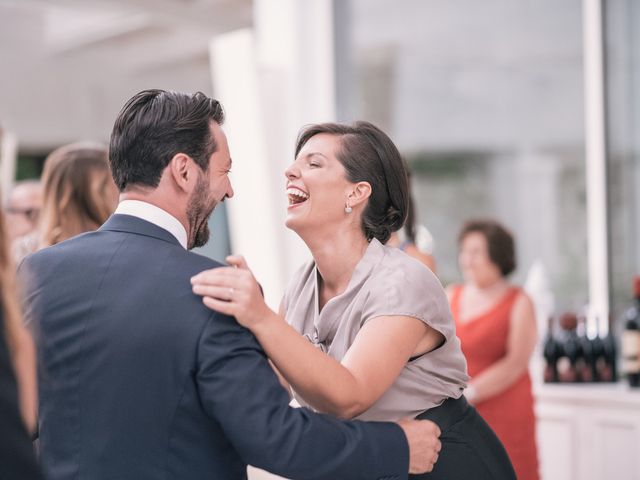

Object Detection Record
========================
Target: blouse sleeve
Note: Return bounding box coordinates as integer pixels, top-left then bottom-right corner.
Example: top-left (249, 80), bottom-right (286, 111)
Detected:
top-left (359, 255), bottom-right (455, 340)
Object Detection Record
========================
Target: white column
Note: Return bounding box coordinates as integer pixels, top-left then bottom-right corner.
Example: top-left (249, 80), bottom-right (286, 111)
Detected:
top-left (0, 130), bottom-right (17, 202)
top-left (583, 0), bottom-right (610, 336)
top-left (211, 4), bottom-right (337, 479)
top-left (209, 29), bottom-right (285, 309)
top-left (209, 0), bottom-right (337, 309)
top-left (252, 0), bottom-right (338, 283)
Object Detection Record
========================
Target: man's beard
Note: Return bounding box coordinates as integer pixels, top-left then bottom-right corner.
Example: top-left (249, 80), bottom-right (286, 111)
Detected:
top-left (186, 174), bottom-right (216, 250)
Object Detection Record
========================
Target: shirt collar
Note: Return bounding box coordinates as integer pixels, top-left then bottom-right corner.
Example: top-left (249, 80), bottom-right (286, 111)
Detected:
top-left (114, 200), bottom-right (188, 249)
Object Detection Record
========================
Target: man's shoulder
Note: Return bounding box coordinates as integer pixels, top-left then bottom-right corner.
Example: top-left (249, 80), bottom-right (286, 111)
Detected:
top-left (20, 232), bottom-right (225, 289)
top-left (19, 238), bottom-right (72, 275)
top-left (167, 248), bottom-right (224, 277)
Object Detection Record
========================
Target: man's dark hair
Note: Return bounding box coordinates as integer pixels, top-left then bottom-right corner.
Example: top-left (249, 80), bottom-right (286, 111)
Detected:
top-left (458, 219), bottom-right (517, 276)
top-left (109, 89), bottom-right (225, 191)
top-left (295, 121), bottom-right (409, 244)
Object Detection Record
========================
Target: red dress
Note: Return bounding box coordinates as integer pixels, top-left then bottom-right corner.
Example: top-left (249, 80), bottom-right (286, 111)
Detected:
top-left (451, 285), bottom-right (539, 480)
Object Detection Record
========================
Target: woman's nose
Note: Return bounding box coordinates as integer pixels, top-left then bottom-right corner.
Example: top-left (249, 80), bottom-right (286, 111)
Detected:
top-left (284, 162), bottom-right (300, 180)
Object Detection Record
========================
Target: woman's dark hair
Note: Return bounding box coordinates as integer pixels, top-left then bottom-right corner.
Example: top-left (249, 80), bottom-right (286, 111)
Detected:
top-left (402, 169), bottom-right (417, 242)
top-left (109, 89), bottom-right (225, 191)
top-left (458, 219), bottom-right (517, 276)
top-left (295, 121), bottom-right (408, 244)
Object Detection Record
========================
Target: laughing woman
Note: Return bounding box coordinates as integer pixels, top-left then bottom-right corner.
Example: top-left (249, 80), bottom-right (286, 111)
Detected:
top-left (192, 122), bottom-right (515, 479)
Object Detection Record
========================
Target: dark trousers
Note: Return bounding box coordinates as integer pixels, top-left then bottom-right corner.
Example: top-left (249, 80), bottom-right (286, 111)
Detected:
top-left (410, 396), bottom-right (516, 480)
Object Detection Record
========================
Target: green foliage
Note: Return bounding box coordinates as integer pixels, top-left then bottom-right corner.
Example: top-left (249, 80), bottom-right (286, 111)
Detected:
top-left (15, 154), bottom-right (46, 181)
top-left (404, 150), bottom-right (493, 177)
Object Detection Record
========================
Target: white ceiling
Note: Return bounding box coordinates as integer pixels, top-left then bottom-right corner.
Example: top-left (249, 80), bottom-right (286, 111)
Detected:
top-left (0, 0), bottom-right (253, 151)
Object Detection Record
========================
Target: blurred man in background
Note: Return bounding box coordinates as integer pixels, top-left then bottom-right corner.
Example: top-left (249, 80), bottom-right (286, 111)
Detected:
top-left (5, 180), bottom-right (42, 243)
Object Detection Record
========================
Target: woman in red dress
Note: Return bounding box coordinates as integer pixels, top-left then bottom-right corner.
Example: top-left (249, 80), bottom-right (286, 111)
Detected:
top-left (447, 219), bottom-right (540, 480)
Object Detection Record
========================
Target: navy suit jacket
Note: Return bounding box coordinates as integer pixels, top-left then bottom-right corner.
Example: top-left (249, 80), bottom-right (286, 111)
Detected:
top-left (20, 214), bottom-right (409, 480)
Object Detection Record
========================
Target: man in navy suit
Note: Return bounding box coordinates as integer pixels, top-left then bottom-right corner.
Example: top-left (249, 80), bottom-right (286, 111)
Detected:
top-left (20, 89), bottom-right (441, 480)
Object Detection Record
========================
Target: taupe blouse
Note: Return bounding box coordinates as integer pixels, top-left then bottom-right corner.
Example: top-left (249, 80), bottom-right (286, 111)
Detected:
top-left (283, 238), bottom-right (469, 421)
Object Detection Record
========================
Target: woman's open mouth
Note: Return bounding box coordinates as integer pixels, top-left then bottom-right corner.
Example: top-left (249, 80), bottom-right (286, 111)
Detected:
top-left (287, 187), bottom-right (309, 208)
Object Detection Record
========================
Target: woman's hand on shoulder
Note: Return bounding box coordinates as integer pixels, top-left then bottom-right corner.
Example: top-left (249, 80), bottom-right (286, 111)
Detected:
top-left (191, 255), bottom-right (274, 330)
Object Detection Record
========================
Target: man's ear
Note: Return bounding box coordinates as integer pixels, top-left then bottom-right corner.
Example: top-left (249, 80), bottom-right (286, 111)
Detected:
top-left (168, 153), bottom-right (195, 193)
top-left (348, 181), bottom-right (372, 208)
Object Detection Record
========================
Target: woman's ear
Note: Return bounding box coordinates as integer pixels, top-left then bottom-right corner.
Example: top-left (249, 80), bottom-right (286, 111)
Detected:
top-left (348, 181), bottom-right (372, 208)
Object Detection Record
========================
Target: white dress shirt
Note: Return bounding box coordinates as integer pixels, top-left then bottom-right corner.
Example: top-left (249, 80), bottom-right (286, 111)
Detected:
top-left (114, 200), bottom-right (188, 249)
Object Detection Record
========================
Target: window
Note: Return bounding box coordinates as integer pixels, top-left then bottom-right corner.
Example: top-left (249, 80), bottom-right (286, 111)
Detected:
top-left (605, 0), bottom-right (640, 318)
top-left (339, 0), bottom-right (587, 313)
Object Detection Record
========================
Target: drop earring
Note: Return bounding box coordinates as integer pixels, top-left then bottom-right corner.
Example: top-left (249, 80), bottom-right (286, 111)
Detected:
top-left (344, 203), bottom-right (353, 214)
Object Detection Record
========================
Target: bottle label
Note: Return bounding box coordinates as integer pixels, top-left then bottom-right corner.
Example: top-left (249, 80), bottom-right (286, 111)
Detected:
top-left (623, 359), bottom-right (640, 373)
top-left (621, 331), bottom-right (640, 357)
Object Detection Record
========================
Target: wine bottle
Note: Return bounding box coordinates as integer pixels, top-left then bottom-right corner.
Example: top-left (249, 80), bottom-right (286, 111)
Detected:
top-left (558, 312), bottom-right (580, 383)
top-left (599, 314), bottom-right (617, 383)
top-left (589, 327), bottom-right (605, 382)
top-left (542, 316), bottom-right (560, 383)
top-left (577, 313), bottom-right (594, 382)
top-left (622, 277), bottom-right (640, 387)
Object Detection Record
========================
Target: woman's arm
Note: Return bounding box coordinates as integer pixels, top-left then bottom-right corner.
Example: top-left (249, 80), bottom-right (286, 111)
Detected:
top-left (251, 312), bottom-right (437, 418)
top-left (268, 301), bottom-right (292, 396)
top-left (466, 292), bottom-right (537, 404)
top-left (12, 325), bottom-right (38, 434)
top-left (191, 257), bottom-right (442, 419)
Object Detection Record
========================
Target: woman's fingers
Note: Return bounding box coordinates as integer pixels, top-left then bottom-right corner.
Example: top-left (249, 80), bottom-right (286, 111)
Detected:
top-left (191, 261), bottom-right (263, 327)
top-left (202, 296), bottom-right (235, 316)
top-left (192, 284), bottom-right (235, 301)
top-left (191, 267), bottom-right (241, 286)
top-left (226, 255), bottom-right (249, 270)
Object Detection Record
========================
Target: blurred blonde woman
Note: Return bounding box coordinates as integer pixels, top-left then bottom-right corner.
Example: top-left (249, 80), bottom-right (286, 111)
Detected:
top-left (0, 203), bottom-right (41, 478)
top-left (38, 142), bottom-right (118, 249)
